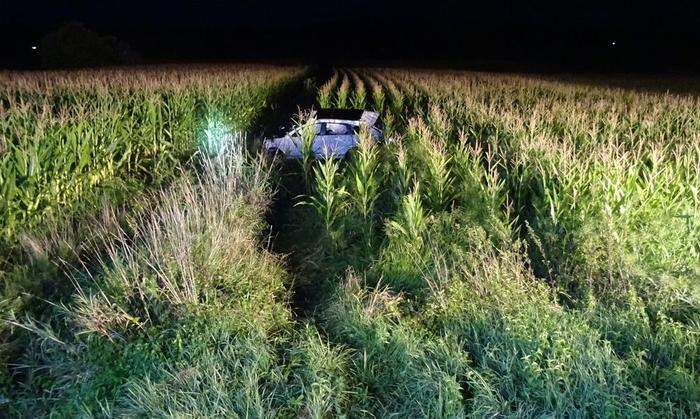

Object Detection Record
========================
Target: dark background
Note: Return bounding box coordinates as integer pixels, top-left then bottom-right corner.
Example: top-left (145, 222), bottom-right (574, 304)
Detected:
top-left (1, 0), bottom-right (699, 72)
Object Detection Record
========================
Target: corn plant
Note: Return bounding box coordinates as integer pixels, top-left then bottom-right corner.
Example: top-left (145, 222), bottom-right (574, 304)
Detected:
top-left (292, 109), bottom-right (318, 190)
top-left (349, 70), bottom-right (367, 109)
top-left (347, 129), bottom-right (381, 249)
top-left (335, 72), bottom-right (351, 109)
top-left (375, 73), bottom-right (404, 115)
top-left (382, 112), bottom-right (396, 139)
top-left (318, 71), bottom-right (339, 108)
top-left (302, 156), bottom-right (348, 247)
top-left (387, 181), bottom-right (425, 245)
top-left (365, 73), bottom-right (386, 111)
top-left (410, 119), bottom-right (453, 212)
top-left (390, 140), bottom-right (411, 201)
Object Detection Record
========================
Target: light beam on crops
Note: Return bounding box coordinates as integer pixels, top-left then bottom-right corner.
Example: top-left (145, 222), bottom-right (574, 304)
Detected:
top-left (200, 114), bottom-right (238, 156)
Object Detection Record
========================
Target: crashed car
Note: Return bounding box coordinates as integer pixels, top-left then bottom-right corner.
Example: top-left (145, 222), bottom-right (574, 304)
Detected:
top-left (264, 109), bottom-right (383, 160)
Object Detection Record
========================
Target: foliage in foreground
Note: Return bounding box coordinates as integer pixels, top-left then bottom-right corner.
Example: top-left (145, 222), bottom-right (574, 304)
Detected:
top-left (6, 140), bottom-right (336, 416)
top-left (0, 65), bottom-right (303, 394)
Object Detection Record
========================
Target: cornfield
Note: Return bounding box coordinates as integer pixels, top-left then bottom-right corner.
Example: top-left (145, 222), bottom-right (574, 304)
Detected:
top-left (3, 66), bottom-right (699, 417)
top-left (0, 65), bottom-right (300, 243)
top-left (300, 68), bottom-right (700, 416)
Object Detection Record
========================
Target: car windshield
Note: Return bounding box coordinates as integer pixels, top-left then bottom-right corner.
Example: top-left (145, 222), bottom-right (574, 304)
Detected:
top-left (289, 123), bottom-right (323, 137)
top-left (325, 122), bottom-right (349, 135)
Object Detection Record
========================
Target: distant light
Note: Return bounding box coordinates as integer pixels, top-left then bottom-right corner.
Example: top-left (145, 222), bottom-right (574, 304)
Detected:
top-left (31, 46), bottom-right (37, 50)
top-left (611, 41), bottom-right (616, 46)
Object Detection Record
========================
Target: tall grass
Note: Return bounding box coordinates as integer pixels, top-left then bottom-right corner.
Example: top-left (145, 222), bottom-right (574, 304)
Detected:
top-left (1, 65), bottom-right (309, 413)
top-left (6, 132), bottom-right (361, 416)
top-left (7, 135), bottom-right (281, 412)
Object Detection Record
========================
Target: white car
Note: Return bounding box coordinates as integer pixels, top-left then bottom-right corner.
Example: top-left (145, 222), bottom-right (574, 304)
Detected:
top-left (264, 109), bottom-right (383, 160)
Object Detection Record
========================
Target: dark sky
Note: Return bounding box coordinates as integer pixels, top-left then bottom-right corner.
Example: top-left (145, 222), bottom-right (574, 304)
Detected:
top-left (2, 1), bottom-right (699, 70)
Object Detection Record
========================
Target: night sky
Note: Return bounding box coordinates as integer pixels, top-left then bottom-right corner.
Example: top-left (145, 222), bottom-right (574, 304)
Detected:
top-left (2, 1), bottom-right (699, 71)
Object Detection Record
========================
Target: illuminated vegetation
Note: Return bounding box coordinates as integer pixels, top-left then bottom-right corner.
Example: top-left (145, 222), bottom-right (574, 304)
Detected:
top-left (2, 67), bottom-right (699, 417)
